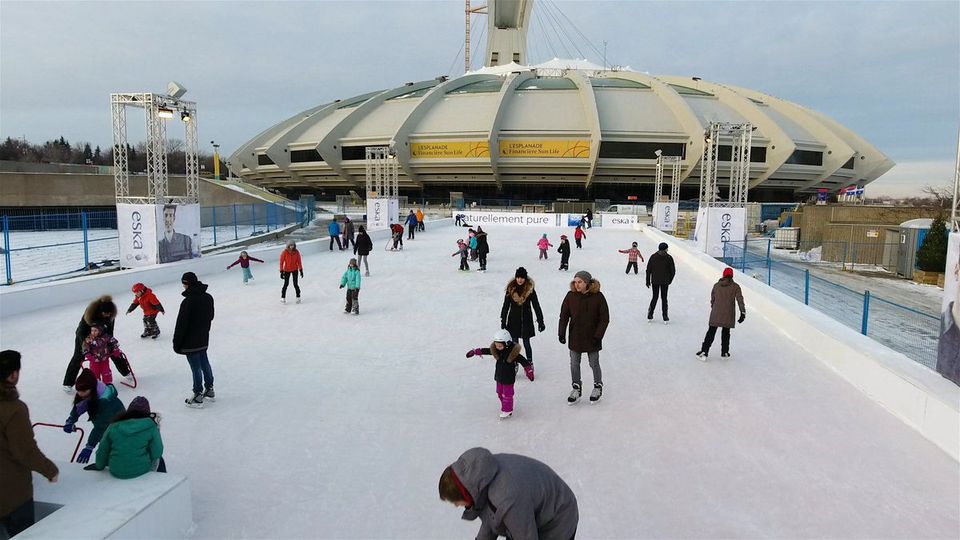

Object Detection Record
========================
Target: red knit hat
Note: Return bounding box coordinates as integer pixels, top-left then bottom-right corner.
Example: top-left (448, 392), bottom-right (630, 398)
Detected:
top-left (723, 268), bottom-right (734, 278)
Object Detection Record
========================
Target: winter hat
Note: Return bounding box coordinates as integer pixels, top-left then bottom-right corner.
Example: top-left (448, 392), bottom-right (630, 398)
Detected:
top-left (349, 258), bottom-right (358, 267)
top-left (574, 270), bottom-right (593, 283)
top-left (286, 240), bottom-right (297, 248)
top-left (659, 242), bottom-right (668, 251)
top-left (723, 268), bottom-right (734, 278)
top-left (631, 242), bottom-right (638, 247)
top-left (541, 233), bottom-right (547, 238)
top-left (493, 329), bottom-right (512, 343)
top-left (515, 267), bottom-right (528, 279)
top-left (0, 350), bottom-right (21, 380)
top-left (128, 396), bottom-right (151, 415)
top-left (561, 234), bottom-right (567, 239)
top-left (181, 272), bottom-right (198, 286)
top-left (240, 250), bottom-right (249, 257)
top-left (75, 368), bottom-right (97, 392)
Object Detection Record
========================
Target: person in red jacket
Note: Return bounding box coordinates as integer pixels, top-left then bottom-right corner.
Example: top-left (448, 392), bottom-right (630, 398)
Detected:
top-left (574, 225), bottom-right (586, 249)
top-left (279, 241), bottom-right (303, 304)
top-left (617, 242), bottom-right (645, 275)
top-left (389, 223), bottom-right (404, 250)
top-left (126, 283), bottom-right (165, 339)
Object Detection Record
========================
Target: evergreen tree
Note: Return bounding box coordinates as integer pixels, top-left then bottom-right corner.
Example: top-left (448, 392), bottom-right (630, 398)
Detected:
top-left (916, 215), bottom-right (949, 272)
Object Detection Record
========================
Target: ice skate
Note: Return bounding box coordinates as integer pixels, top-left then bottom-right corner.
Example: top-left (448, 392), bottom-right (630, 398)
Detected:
top-left (122, 373), bottom-right (135, 385)
top-left (185, 394), bottom-right (204, 409)
top-left (721, 352), bottom-right (730, 358)
top-left (203, 387), bottom-right (216, 402)
top-left (567, 383), bottom-right (582, 404)
top-left (589, 383), bottom-right (603, 403)
top-left (646, 318), bottom-right (653, 323)
top-left (140, 330), bottom-right (150, 338)
top-left (499, 411), bottom-right (512, 420)
top-left (663, 318), bottom-right (669, 325)
top-left (352, 303), bottom-right (359, 315)
top-left (364, 272), bottom-right (370, 277)
top-left (151, 331), bottom-right (161, 339)
top-left (281, 298), bottom-right (286, 304)
top-left (696, 351), bottom-right (708, 361)
top-left (62, 385), bottom-right (74, 394)
top-left (296, 297), bottom-right (301, 304)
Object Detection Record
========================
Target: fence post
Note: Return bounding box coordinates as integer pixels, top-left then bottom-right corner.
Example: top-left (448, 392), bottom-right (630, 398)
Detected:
top-left (212, 207), bottom-right (218, 246)
top-left (804, 269), bottom-right (810, 305)
top-left (741, 241), bottom-right (747, 273)
top-left (3, 215), bottom-right (12, 285)
top-left (861, 290), bottom-right (871, 335)
top-left (251, 204), bottom-right (256, 232)
top-left (233, 204), bottom-right (239, 240)
top-left (81, 211), bottom-right (89, 271)
top-left (766, 239), bottom-right (772, 285)
top-left (852, 243), bottom-right (857, 270)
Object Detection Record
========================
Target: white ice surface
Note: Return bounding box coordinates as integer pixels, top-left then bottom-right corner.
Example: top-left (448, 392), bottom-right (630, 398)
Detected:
top-left (2, 224), bottom-right (958, 539)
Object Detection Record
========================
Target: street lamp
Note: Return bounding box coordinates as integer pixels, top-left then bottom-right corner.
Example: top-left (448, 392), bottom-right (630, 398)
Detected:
top-left (211, 140), bottom-right (221, 181)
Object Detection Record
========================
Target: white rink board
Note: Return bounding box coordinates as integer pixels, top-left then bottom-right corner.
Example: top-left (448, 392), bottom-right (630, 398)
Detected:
top-left (459, 211), bottom-right (556, 227)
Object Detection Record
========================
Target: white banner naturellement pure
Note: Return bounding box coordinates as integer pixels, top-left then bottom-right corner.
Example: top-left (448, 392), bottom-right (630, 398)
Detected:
top-left (117, 203), bottom-right (158, 268)
top-left (652, 202), bottom-right (679, 232)
top-left (694, 207), bottom-right (746, 258)
top-left (156, 203), bottom-right (201, 264)
top-left (459, 211), bottom-right (555, 227)
top-left (366, 198), bottom-right (390, 231)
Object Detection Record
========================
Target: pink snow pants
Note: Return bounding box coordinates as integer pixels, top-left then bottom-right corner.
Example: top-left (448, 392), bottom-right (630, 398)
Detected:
top-left (88, 359), bottom-right (113, 384)
top-left (496, 383), bottom-right (514, 413)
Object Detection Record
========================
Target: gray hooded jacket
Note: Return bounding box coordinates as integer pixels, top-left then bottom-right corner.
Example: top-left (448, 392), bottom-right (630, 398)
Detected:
top-left (453, 447), bottom-right (578, 540)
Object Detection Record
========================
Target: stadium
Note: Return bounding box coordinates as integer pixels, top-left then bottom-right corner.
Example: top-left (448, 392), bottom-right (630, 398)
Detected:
top-left (227, 1), bottom-right (894, 203)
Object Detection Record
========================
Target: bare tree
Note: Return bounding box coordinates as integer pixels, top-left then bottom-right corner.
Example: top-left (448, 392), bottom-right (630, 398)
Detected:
top-left (921, 184), bottom-right (953, 208)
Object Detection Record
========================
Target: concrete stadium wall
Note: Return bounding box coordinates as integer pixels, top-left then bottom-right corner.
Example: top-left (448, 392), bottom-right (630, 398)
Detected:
top-left (650, 227), bottom-right (960, 461)
top-left (0, 172), bottom-right (274, 207)
top-left (795, 205), bottom-right (942, 245)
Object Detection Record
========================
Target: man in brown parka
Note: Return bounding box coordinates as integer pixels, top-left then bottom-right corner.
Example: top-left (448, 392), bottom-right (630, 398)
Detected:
top-left (559, 270), bottom-right (609, 403)
top-left (697, 268), bottom-right (746, 360)
top-left (1, 350), bottom-right (59, 537)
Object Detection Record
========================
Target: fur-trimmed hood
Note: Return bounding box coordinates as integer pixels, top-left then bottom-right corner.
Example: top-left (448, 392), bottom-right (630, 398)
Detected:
top-left (568, 279), bottom-right (601, 294)
top-left (488, 342), bottom-right (522, 364)
top-left (505, 278), bottom-right (535, 304)
top-left (83, 295), bottom-right (117, 326)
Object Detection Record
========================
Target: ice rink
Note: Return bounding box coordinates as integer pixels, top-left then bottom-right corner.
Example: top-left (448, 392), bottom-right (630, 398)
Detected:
top-left (2, 221), bottom-right (958, 538)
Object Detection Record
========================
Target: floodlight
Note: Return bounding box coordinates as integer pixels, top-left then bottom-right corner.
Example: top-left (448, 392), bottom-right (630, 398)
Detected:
top-left (181, 111), bottom-right (191, 122)
top-left (157, 107), bottom-right (174, 119)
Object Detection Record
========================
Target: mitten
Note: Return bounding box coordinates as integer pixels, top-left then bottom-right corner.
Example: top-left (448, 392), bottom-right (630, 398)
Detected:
top-left (558, 335), bottom-right (566, 345)
top-left (537, 321), bottom-right (546, 332)
top-left (77, 446), bottom-right (93, 464)
top-left (465, 348), bottom-right (483, 358)
top-left (339, 284), bottom-right (345, 289)
top-left (280, 271), bottom-right (285, 279)
top-left (524, 364), bottom-right (535, 382)
top-left (738, 313), bottom-right (746, 324)
top-left (300, 270), bottom-right (304, 278)
top-left (63, 423), bottom-right (75, 434)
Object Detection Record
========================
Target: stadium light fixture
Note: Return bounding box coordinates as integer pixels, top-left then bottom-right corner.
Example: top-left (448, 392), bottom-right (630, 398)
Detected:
top-left (181, 111), bottom-right (191, 122)
top-left (157, 107), bottom-right (174, 119)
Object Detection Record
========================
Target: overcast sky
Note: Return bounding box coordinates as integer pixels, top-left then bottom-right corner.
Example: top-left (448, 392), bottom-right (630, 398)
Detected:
top-left (1, 1), bottom-right (957, 197)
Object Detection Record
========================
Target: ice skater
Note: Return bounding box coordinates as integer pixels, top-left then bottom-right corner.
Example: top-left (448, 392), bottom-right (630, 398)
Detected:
top-left (390, 223), bottom-right (404, 250)
top-left (559, 270), bottom-right (609, 403)
top-left (618, 242), bottom-right (645, 274)
top-left (279, 241), bottom-right (303, 304)
top-left (226, 251), bottom-right (264, 284)
top-left (475, 227), bottom-right (489, 272)
top-left (453, 239), bottom-right (470, 271)
top-left (328, 219), bottom-right (342, 250)
top-left (557, 235), bottom-right (571, 271)
top-left (585, 208), bottom-right (593, 229)
top-left (646, 242), bottom-right (676, 323)
top-left (574, 225), bottom-right (586, 249)
top-left (696, 268), bottom-right (746, 360)
top-left (468, 229), bottom-right (478, 261)
top-left (63, 368), bottom-right (125, 465)
top-left (500, 267), bottom-right (545, 365)
top-left (354, 225), bottom-right (373, 276)
top-left (342, 217), bottom-right (355, 251)
top-left (537, 234), bottom-right (553, 260)
top-left (416, 208), bottom-right (425, 231)
top-left (465, 329), bottom-right (535, 419)
top-left (83, 325), bottom-right (123, 385)
top-left (406, 210), bottom-right (418, 240)
top-left (126, 283), bottom-right (165, 338)
top-left (339, 258), bottom-right (362, 315)
top-left (174, 272), bottom-right (216, 408)
top-left (62, 296), bottom-right (132, 393)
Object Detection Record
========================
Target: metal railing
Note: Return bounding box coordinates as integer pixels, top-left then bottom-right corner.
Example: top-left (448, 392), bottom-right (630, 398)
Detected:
top-left (723, 240), bottom-right (939, 369)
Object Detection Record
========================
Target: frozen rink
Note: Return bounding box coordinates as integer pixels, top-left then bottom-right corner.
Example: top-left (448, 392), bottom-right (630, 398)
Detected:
top-left (2, 222), bottom-right (958, 538)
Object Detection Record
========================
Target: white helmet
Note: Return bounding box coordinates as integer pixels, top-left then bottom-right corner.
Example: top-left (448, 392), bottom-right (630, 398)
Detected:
top-left (493, 329), bottom-right (512, 343)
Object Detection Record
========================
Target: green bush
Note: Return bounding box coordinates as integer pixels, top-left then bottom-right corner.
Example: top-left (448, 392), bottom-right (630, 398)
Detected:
top-left (916, 215), bottom-right (949, 272)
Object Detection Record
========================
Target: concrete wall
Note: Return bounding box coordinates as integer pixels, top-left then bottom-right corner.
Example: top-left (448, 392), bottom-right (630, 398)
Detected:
top-left (795, 204), bottom-right (942, 246)
top-left (0, 172), bottom-right (274, 207)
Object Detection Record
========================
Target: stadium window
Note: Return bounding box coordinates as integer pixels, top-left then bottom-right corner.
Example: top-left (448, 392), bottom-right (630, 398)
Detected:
top-left (491, 52), bottom-right (500, 65)
top-left (598, 141), bottom-right (686, 159)
top-left (716, 146), bottom-right (766, 162)
top-left (257, 154), bottom-right (274, 166)
top-left (785, 149), bottom-right (824, 166)
top-left (841, 156), bottom-right (855, 169)
top-left (290, 149), bottom-right (323, 163)
top-left (341, 146), bottom-right (370, 161)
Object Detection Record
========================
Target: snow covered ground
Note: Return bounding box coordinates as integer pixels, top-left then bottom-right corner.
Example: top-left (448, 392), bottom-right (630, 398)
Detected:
top-left (2, 223), bottom-right (957, 538)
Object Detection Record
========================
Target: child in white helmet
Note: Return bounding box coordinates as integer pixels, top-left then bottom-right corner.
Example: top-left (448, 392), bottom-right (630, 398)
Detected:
top-left (465, 329), bottom-right (534, 419)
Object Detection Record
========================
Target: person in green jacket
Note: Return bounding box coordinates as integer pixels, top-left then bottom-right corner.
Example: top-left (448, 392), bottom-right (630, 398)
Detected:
top-left (63, 368), bottom-right (125, 464)
top-left (86, 396), bottom-right (164, 478)
top-left (339, 258), bottom-right (362, 315)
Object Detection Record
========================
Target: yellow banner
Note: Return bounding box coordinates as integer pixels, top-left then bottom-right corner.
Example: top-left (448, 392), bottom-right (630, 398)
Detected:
top-left (499, 140), bottom-right (591, 158)
top-left (410, 141), bottom-right (490, 159)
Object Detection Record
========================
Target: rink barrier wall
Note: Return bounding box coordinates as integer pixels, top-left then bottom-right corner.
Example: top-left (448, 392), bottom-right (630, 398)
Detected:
top-left (0, 221), bottom-right (411, 318)
top-left (651, 227), bottom-right (960, 461)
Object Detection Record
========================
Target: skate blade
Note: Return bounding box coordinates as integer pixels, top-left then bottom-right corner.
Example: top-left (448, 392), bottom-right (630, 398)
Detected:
top-left (185, 402), bottom-right (204, 409)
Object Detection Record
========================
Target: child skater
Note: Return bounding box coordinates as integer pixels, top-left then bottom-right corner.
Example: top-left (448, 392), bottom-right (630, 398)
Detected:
top-left (226, 250), bottom-right (264, 284)
top-left (126, 283), bottom-right (164, 338)
top-left (465, 329), bottom-right (535, 419)
top-left (339, 258), bottom-right (362, 315)
top-left (537, 234), bottom-right (553, 260)
top-left (618, 242), bottom-right (645, 275)
top-left (557, 235), bottom-right (571, 271)
top-left (453, 239), bottom-right (470, 271)
top-left (574, 225), bottom-right (586, 249)
top-left (83, 325), bottom-right (124, 384)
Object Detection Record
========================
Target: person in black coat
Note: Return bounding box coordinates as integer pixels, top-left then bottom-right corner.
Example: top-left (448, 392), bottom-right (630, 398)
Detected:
top-left (646, 242), bottom-right (676, 322)
top-left (500, 267), bottom-right (546, 364)
top-left (62, 296), bottom-right (131, 391)
top-left (174, 272), bottom-right (216, 407)
top-left (353, 225), bottom-right (373, 276)
top-left (585, 208), bottom-right (593, 228)
top-left (557, 235), bottom-right (571, 271)
top-left (475, 227), bottom-right (490, 272)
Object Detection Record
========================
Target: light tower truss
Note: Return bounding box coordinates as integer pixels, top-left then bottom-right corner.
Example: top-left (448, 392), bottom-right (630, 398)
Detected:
top-left (699, 121), bottom-right (754, 208)
top-left (365, 146), bottom-right (398, 199)
top-left (952, 127), bottom-right (959, 232)
top-left (655, 153), bottom-right (682, 203)
top-left (110, 92), bottom-right (199, 205)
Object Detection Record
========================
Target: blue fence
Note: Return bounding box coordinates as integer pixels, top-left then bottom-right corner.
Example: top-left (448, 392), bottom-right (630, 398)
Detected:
top-left (1, 202), bottom-right (312, 285)
top-left (722, 240), bottom-right (940, 369)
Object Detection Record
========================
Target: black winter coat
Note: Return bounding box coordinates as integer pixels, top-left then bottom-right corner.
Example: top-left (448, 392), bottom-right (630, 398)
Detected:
top-left (478, 343), bottom-right (531, 385)
top-left (476, 232), bottom-right (489, 255)
top-left (354, 232), bottom-right (373, 256)
top-left (72, 296), bottom-right (117, 362)
top-left (646, 250), bottom-right (676, 285)
top-left (173, 282), bottom-right (215, 354)
top-left (557, 240), bottom-right (571, 258)
top-left (500, 279), bottom-right (544, 339)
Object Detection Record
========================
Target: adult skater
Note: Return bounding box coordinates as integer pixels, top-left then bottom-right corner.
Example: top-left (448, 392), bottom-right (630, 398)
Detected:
top-left (646, 242), bottom-right (676, 323)
top-left (279, 241), bottom-right (303, 304)
top-left (585, 208), bottom-right (593, 228)
top-left (439, 447), bottom-right (578, 539)
top-left (63, 368), bottom-right (125, 464)
top-left (86, 396), bottom-right (165, 478)
top-left (696, 267), bottom-right (746, 360)
top-left (557, 234), bottom-right (571, 271)
top-left (342, 217), bottom-right (355, 251)
top-left (455, 213), bottom-right (464, 226)
top-left (174, 272), bottom-right (216, 408)
top-left (390, 223), bottom-right (404, 250)
top-left (416, 208), bottom-right (425, 231)
top-left (574, 225), bottom-right (586, 249)
top-left (62, 296), bottom-right (132, 393)
top-left (1, 350), bottom-right (59, 538)
top-left (354, 225), bottom-right (373, 276)
top-left (475, 227), bottom-right (489, 271)
top-left (501, 267), bottom-right (545, 364)
top-left (559, 270), bottom-right (609, 403)
top-left (328, 219), bottom-right (342, 250)
top-left (405, 210), bottom-right (418, 240)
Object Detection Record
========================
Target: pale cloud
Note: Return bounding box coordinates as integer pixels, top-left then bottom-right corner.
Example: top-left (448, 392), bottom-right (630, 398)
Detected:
top-left (867, 160), bottom-right (957, 198)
